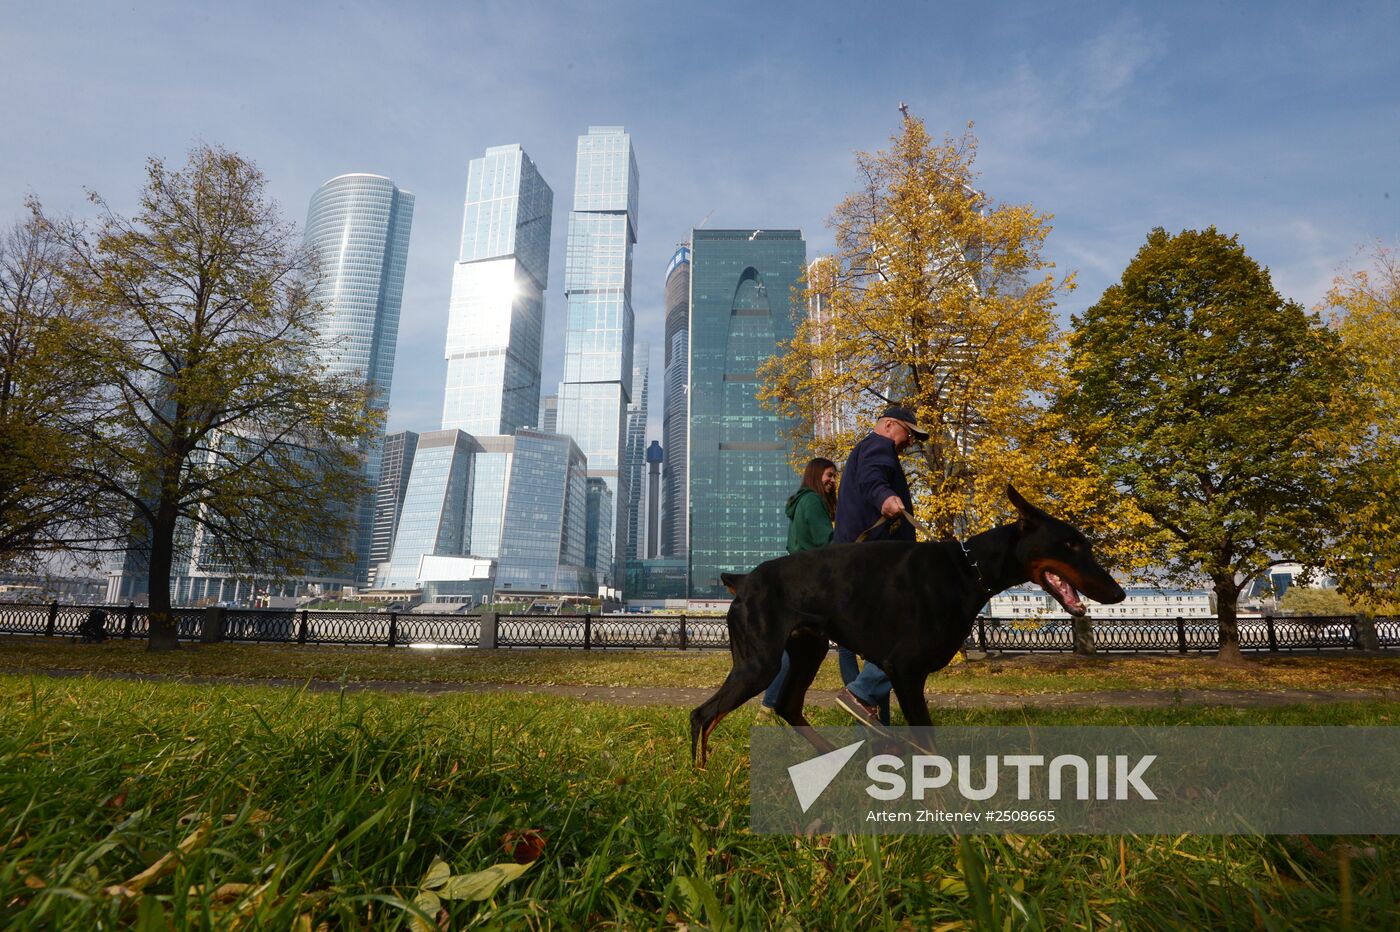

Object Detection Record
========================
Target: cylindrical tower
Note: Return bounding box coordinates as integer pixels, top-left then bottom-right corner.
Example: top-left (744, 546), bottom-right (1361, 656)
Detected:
top-left (304, 174), bottom-right (415, 586)
top-left (660, 245), bottom-right (690, 559)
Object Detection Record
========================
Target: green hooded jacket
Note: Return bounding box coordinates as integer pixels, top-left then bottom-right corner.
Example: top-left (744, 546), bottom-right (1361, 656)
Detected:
top-left (786, 486), bottom-right (834, 554)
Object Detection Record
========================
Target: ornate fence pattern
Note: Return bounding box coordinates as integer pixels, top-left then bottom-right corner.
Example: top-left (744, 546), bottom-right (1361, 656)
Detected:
top-left (0, 602), bottom-right (1396, 654)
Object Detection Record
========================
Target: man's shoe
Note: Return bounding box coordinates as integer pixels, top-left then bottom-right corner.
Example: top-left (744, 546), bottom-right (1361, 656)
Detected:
top-left (757, 704), bottom-right (775, 716)
top-left (836, 688), bottom-right (886, 729)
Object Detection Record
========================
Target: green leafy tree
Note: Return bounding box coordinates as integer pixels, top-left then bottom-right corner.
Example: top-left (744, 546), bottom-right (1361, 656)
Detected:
top-left (1065, 228), bottom-right (1355, 662)
top-left (41, 145), bottom-right (378, 650)
top-left (1319, 243), bottom-right (1400, 604)
top-left (1277, 586), bottom-right (1354, 617)
top-left (0, 212), bottom-right (104, 568)
top-left (759, 115), bottom-right (1149, 562)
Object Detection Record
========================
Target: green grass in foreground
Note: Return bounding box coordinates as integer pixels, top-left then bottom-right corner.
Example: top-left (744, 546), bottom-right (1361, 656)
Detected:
top-left (1, 675), bottom-right (1395, 929)
top-left (3, 636), bottom-right (1399, 694)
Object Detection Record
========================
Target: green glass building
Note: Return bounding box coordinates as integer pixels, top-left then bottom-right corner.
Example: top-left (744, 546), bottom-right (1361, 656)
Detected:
top-left (687, 229), bottom-right (806, 599)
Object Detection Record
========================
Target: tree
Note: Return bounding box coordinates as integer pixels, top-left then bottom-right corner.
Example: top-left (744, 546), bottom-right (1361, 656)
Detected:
top-left (41, 144), bottom-right (379, 650)
top-left (1319, 243), bottom-right (1400, 605)
top-left (0, 212), bottom-right (102, 568)
top-left (1065, 227), bottom-right (1354, 662)
top-left (759, 115), bottom-right (1148, 561)
top-left (1277, 586), bottom-right (1354, 617)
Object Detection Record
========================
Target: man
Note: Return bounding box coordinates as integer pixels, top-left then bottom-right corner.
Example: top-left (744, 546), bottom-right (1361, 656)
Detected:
top-left (833, 404), bottom-right (928, 727)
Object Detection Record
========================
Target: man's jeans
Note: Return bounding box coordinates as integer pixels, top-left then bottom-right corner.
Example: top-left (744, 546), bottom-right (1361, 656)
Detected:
top-left (836, 646), bottom-right (860, 685)
top-left (761, 651), bottom-right (791, 708)
top-left (847, 660), bottom-right (893, 725)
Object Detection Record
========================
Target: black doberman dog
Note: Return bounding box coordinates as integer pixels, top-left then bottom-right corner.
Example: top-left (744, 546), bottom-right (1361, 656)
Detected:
top-left (690, 485), bottom-right (1126, 765)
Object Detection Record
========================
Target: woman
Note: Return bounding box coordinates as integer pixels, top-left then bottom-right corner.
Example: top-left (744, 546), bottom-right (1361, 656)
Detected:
top-left (760, 457), bottom-right (837, 713)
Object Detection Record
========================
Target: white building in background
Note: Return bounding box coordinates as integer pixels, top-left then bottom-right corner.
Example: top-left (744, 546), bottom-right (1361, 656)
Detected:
top-left (986, 585), bottom-right (1214, 621)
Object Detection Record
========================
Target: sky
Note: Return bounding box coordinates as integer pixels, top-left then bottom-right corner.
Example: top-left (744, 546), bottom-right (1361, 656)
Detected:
top-left (4, 0), bottom-right (1397, 438)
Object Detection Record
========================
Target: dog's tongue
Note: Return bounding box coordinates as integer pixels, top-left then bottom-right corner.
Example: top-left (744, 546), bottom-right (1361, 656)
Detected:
top-left (1043, 571), bottom-right (1085, 615)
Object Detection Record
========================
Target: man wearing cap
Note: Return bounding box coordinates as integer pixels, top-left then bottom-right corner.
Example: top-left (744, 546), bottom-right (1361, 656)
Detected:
top-left (832, 404), bottom-right (929, 727)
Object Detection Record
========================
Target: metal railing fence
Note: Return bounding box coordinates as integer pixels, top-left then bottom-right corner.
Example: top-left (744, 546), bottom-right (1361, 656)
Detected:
top-left (1, 602), bottom-right (1395, 654)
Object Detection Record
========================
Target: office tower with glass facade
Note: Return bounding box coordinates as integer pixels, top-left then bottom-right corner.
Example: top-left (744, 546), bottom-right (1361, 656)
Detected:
top-left (687, 229), bottom-right (806, 599)
top-left (494, 430), bottom-right (594, 596)
top-left (441, 145), bottom-right (553, 437)
top-left (382, 430), bottom-right (479, 589)
top-left (660, 245), bottom-right (690, 560)
top-left (555, 126), bottom-right (639, 586)
top-left (538, 393), bottom-right (558, 433)
top-left (584, 477), bottom-right (615, 589)
top-left (624, 341), bottom-right (650, 562)
top-left (368, 430), bottom-right (419, 585)
top-left (303, 173), bottom-right (415, 586)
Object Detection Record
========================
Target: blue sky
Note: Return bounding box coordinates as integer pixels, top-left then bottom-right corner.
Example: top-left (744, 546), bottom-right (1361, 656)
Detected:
top-left (4, 0), bottom-right (1397, 436)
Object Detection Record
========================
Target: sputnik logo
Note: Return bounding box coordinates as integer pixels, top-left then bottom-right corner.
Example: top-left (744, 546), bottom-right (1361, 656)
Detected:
top-left (787, 740), bottom-right (866, 812)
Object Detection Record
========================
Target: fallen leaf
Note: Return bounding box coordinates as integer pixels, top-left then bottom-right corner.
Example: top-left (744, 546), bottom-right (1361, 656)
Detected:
top-left (501, 829), bottom-right (547, 864)
top-left (438, 861), bottom-right (533, 901)
top-left (420, 856), bottom-right (450, 890)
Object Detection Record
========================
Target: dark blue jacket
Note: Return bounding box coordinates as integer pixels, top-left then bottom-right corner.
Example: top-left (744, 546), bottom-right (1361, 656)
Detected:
top-left (834, 432), bottom-right (915, 543)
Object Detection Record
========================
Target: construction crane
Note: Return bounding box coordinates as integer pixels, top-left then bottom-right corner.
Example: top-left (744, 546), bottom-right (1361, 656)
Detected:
top-left (680, 210), bottom-right (714, 250)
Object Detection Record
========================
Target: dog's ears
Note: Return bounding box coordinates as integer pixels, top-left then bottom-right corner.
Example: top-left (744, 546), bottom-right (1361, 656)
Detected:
top-left (1007, 484), bottom-right (1049, 528)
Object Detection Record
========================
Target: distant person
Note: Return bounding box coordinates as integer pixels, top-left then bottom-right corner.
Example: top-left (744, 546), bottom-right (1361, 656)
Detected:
top-left (833, 405), bottom-right (928, 727)
top-left (77, 608), bottom-right (109, 643)
top-left (759, 457), bottom-right (837, 714)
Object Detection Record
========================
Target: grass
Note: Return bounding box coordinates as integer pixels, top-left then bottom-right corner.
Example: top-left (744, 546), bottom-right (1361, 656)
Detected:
top-left (1, 636), bottom-right (1398, 695)
top-left (1, 674), bottom-right (1396, 929)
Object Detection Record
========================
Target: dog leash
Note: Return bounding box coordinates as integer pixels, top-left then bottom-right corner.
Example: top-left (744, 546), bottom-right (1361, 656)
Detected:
top-left (856, 509), bottom-right (992, 597)
top-left (854, 508), bottom-right (933, 543)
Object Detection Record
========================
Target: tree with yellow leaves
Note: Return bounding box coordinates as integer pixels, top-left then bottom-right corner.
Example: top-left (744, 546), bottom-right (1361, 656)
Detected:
top-left (759, 114), bottom-right (1146, 565)
top-left (1321, 243), bottom-right (1400, 604)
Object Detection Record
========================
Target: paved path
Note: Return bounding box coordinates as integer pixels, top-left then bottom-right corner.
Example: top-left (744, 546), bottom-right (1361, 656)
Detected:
top-left (10, 668), bottom-right (1399, 708)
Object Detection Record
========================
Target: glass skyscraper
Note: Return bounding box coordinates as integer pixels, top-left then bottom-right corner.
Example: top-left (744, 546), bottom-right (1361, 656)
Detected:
top-left (382, 430), bottom-right (479, 589)
top-left (660, 245), bottom-right (690, 560)
top-left (368, 429), bottom-right (418, 585)
top-left (624, 341), bottom-right (650, 561)
top-left (687, 230), bottom-right (806, 600)
top-left (584, 477), bottom-right (615, 588)
top-left (494, 430), bottom-right (593, 595)
top-left (304, 174), bottom-right (415, 586)
top-left (442, 145), bottom-right (553, 436)
top-left (555, 127), bottom-right (640, 586)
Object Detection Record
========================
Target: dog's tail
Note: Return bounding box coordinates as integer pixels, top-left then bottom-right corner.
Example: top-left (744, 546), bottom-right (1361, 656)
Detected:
top-left (720, 572), bottom-right (748, 596)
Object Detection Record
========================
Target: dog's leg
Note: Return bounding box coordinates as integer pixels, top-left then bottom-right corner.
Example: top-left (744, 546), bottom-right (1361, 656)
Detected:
top-left (775, 632), bottom-right (837, 755)
top-left (774, 631), bottom-right (825, 725)
top-left (690, 659), bottom-right (780, 767)
top-left (889, 660), bottom-right (933, 727)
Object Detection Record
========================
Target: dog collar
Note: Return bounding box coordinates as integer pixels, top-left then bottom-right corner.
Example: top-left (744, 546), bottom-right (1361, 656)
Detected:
top-left (959, 538), bottom-right (992, 597)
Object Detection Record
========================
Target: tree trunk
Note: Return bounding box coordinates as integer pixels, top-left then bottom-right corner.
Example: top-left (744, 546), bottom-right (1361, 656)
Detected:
top-left (1213, 575), bottom-right (1245, 664)
top-left (145, 503), bottom-right (181, 652)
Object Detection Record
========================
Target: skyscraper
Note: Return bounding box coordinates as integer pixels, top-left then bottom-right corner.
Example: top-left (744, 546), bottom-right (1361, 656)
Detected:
top-left (687, 229), bottom-right (806, 600)
top-left (538, 393), bottom-right (559, 433)
top-left (304, 173), bottom-right (415, 587)
top-left (494, 429), bottom-right (593, 595)
top-left (584, 477), bottom-right (615, 588)
top-left (660, 245), bottom-right (690, 560)
top-left (368, 430), bottom-right (419, 586)
top-left (624, 341), bottom-right (650, 561)
top-left (555, 126), bottom-right (640, 586)
top-left (442, 145), bottom-right (553, 436)
top-left (382, 430), bottom-right (479, 589)
top-left (645, 440), bottom-right (664, 558)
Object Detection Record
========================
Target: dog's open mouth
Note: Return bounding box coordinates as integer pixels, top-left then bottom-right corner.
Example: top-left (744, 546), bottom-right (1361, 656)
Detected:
top-left (1040, 570), bottom-right (1086, 616)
